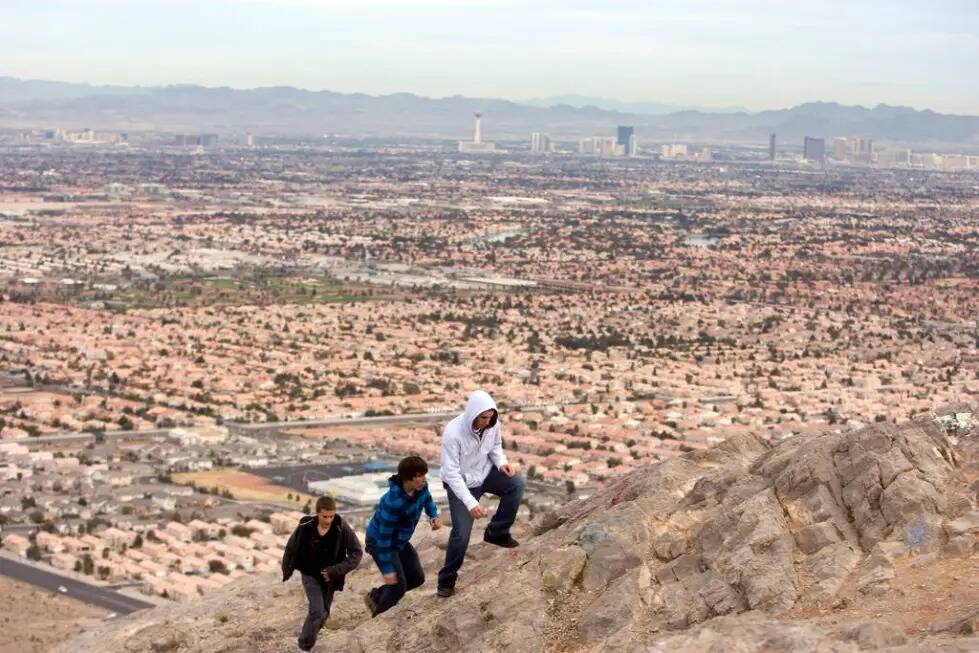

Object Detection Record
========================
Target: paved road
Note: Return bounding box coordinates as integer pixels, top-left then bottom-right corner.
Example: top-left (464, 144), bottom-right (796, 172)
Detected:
top-left (0, 556), bottom-right (154, 615)
top-left (12, 401), bottom-right (584, 444)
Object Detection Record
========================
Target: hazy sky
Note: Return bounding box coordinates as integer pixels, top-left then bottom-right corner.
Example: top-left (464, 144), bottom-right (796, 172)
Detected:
top-left (4, 0), bottom-right (979, 113)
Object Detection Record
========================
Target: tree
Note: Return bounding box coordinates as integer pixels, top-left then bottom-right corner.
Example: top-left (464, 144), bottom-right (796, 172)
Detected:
top-left (565, 480), bottom-right (576, 495)
top-left (82, 555), bottom-right (94, 575)
top-left (208, 559), bottom-right (229, 575)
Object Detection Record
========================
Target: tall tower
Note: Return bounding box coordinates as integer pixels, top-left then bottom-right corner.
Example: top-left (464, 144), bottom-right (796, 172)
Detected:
top-left (769, 133), bottom-right (776, 161)
top-left (473, 113), bottom-right (482, 145)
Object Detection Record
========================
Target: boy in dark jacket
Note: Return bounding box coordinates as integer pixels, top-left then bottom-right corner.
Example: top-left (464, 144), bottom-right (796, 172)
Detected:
top-left (281, 495), bottom-right (362, 652)
top-left (363, 456), bottom-right (442, 616)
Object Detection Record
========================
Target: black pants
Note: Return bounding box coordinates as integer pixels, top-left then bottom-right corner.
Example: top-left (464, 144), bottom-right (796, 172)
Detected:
top-left (365, 537), bottom-right (425, 615)
top-left (298, 573), bottom-right (335, 651)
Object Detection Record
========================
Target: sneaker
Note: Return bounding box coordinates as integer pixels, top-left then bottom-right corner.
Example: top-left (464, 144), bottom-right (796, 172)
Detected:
top-left (483, 532), bottom-right (519, 548)
top-left (363, 591), bottom-right (377, 617)
top-left (436, 585), bottom-right (454, 598)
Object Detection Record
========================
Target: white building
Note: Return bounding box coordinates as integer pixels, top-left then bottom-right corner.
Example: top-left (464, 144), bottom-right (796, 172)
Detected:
top-left (530, 132), bottom-right (552, 154)
top-left (459, 113), bottom-right (497, 153)
top-left (308, 471), bottom-right (448, 506)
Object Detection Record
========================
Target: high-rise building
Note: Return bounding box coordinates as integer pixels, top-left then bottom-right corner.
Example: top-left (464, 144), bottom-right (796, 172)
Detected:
top-left (530, 132), bottom-right (551, 154)
top-left (661, 143), bottom-right (688, 159)
top-left (617, 126), bottom-right (634, 147)
top-left (769, 133), bottom-right (777, 161)
top-left (578, 136), bottom-right (617, 156)
top-left (627, 134), bottom-right (638, 157)
top-left (833, 137), bottom-right (848, 161)
top-left (803, 137), bottom-right (825, 163)
top-left (850, 137), bottom-right (874, 163)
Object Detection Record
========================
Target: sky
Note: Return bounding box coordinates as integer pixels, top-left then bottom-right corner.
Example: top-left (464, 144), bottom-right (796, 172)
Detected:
top-left (3, 0), bottom-right (979, 114)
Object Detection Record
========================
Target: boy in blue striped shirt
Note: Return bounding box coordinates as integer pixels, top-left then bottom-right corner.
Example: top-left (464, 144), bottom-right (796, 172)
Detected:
top-left (364, 456), bottom-right (442, 616)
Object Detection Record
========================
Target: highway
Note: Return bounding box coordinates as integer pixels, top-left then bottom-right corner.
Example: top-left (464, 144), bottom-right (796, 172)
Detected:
top-left (0, 556), bottom-right (155, 615)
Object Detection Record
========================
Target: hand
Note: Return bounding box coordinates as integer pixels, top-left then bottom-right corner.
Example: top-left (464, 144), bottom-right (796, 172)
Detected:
top-left (430, 517), bottom-right (443, 531)
top-left (500, 463), bottom-right (518, 477)
top-left (383, 572), bottom-right (398, 585)
top-left (470, 505), bottom-right (488, 519)
top-left (320, 569), bottom-right (332, 583)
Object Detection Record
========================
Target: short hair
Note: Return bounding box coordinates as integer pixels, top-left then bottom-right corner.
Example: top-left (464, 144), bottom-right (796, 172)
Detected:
top-left (396, 456), bottom-right (428, 483)
top-left (315, 496), bottom-right (336, 513)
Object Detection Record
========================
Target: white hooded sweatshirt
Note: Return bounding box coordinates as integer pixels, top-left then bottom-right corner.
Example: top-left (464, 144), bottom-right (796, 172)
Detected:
top-left (439, 390), bottom-right (508, 511)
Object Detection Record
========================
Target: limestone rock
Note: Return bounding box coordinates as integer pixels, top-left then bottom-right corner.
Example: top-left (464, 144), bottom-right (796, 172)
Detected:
top-left (795, 521), bottom-right (841, 554)
top-left (944, 510), bottom-right (979, 538)
top-left (539, 545), bottom-right (587, 592)
top-left (835, 621), bottom-right (908, 649)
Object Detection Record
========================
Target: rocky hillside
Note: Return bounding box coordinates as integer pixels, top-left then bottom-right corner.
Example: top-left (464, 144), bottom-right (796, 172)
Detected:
top-left (57, 405), bottom-right (978, 653)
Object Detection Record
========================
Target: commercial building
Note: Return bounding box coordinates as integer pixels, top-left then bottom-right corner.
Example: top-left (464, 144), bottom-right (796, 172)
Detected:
top-left (459, 113), bottom-right (497, 153)
top-left (803, 137), bottom-right (825, 163)
top-left (308, 470), bottom-right (448, 506)
top-left (530, 132), bottom-right (552, 154)
top-left (617, 126), bottom-right (637, 156)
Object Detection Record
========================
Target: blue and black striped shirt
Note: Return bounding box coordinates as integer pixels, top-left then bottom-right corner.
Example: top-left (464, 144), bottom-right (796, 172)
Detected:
top-left (365, 476), bottom-right (439, 574)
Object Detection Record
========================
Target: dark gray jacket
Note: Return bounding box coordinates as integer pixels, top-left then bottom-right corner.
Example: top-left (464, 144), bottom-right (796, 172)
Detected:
top-left (281, 515), bottom-right (362, 590)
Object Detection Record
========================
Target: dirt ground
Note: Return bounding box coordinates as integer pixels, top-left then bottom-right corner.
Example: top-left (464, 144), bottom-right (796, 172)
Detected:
top-left (0, 576), bottom-right (107, 653)
top-left (171, 469), bottom-right (315, 506)
top-left (786, 553), bottom-right (978, 635)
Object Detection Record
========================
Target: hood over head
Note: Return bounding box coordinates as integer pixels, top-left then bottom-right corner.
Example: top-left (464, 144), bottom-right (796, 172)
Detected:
top-left (463, 390), bottom-right (498, 437)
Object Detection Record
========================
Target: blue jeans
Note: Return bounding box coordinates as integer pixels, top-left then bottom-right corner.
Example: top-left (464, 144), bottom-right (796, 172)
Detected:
top-left (437, 466), bottom-right (526, 589)
top-left (365, 536), bottom-right (425, 615)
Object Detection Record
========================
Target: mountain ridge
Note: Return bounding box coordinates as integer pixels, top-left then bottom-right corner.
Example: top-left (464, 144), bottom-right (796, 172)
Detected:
top-left (2, 77), bottom-right (979, 147)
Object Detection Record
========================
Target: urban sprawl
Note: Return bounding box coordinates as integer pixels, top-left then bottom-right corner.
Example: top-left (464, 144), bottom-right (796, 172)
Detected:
top-left (0, 125), bottom-right (976, 606)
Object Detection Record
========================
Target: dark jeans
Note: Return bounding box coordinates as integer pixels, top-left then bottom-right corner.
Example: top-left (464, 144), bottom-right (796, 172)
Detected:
top-left (365, 537), bottom-right (425, 615)
top-left (298, 573), bottom-right (335, 651)
top-left (437, 466), bottom-right (526, 589)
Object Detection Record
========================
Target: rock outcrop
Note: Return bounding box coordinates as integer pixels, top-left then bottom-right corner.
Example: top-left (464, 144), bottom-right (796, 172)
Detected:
top-left (56, 405), bottom-right (978, 652)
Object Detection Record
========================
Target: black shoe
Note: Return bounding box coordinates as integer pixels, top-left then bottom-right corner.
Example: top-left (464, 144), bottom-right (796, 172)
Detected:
top-left (363, 591), bottom-right (377, 617)
top-left (483, 532), bottom-right (519, 548)
top-left (437, 585), bottom-right (454, 598)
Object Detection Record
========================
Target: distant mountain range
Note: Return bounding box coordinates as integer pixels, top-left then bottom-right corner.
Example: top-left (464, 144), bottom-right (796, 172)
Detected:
top-left (522, 94), bottom-right (749, 115)
top-left (2, 77), bottom-right (978, 148)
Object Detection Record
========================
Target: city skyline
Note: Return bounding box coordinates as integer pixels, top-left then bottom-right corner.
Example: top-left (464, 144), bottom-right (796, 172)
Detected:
top-left (2, 0), bottom-right (978, 115)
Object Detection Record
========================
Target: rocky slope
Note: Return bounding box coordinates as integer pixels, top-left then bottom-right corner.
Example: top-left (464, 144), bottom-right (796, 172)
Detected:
top-left (56, 405), bottom-right (978, 653)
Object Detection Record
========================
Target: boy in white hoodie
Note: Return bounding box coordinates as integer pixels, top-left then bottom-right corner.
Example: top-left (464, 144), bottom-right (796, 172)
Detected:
top-left (436, 390), bottom-right (526, 597)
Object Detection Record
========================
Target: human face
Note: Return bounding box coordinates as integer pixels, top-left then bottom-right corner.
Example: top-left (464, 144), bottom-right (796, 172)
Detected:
top-left (473, 409), bottom-right (495, 432)
top-left (316, 509), bottom-right (336, 530)
top-left (404, 473), bottom-right (427, 493)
